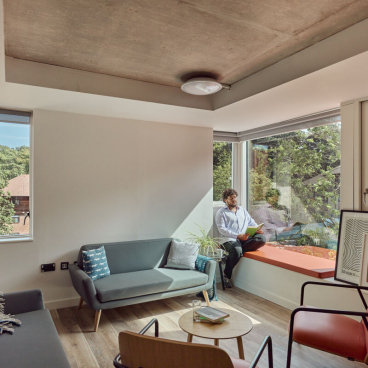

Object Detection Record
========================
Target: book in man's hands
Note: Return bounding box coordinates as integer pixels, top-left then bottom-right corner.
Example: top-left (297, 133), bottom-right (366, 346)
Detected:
top-left (197, 307), bottom-right (230, 322)
top-left (244, 223), bottom-right (264, 237)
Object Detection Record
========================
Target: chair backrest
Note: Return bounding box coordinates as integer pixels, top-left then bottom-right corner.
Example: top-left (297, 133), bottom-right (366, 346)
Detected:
top-left (361, 313), bottom-right (368, 364)
top-left (77, 238), bottom-right (172, 274)
top-left (118, 331), bottom-right (235, 368)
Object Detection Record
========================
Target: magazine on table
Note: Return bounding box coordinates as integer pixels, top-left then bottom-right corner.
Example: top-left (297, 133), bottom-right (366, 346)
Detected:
top-left (199, 316), bottom-right (224, 324)
top-left (197, 307), bottom-right (229, 322)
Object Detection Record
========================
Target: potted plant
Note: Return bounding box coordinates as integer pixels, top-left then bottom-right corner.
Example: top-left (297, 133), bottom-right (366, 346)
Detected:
top-left (186, 225), bottom-right (224, 258)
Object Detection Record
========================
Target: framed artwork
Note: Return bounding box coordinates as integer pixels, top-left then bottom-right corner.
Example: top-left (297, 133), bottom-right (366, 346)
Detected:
top-left (360, 234), bottom-right (368, 287)
top-left (335, 210), bottom-right (368, 285)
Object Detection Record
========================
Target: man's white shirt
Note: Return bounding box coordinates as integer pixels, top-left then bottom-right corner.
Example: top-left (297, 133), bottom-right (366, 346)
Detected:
top-left (215, 205), bottom-right (258, 242)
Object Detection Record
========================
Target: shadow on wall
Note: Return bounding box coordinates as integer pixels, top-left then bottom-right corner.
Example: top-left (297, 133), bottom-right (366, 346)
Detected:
top-left (170, 189), bottom-right (213, 241)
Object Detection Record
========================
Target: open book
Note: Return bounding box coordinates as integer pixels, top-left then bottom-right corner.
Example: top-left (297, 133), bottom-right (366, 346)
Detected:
top-left (245, 223), bottom-right (264, 237)
top-left (197, 307), bottom-right (230, 322)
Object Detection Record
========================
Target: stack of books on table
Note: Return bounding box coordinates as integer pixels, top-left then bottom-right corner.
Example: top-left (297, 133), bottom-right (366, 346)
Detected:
top-left (197, 307), bottom-right (230, 324)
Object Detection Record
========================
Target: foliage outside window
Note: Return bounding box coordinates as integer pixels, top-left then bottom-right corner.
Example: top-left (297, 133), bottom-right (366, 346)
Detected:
top-left (213, 142), bottom-right (232, 202)
top-left (247, 123), bottom-right (341, 260)
top-left (0, 121), bottom-right (30, 237)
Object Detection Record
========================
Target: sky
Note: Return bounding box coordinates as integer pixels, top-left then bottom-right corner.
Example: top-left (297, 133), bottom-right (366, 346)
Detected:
top-left (0, 122), bottom-right (30, 148)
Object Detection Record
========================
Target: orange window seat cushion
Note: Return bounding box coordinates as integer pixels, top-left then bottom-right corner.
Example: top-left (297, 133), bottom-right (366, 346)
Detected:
top-left (242, 245), bottom-right (335, 279)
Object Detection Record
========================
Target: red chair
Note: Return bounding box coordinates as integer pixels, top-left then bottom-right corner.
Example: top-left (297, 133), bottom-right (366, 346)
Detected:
top-left (287, 281), bottom-right (368, 367)
top-left (113, 318), bottom-right (274, 368)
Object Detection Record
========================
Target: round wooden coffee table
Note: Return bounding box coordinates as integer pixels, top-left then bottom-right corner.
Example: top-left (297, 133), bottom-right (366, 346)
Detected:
top-left (178, 308), bottom-right (253, 359)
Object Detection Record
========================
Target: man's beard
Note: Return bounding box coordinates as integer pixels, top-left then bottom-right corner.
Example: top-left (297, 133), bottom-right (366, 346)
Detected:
top-left (228, 203), bottom-right (237, 208)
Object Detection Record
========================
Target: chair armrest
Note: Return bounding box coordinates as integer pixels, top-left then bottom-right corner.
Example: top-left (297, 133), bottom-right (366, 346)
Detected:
top-left (113, 356), bottom-right (127, 368)
top-left (69, 264), bottom-right (97, 308)
top-left (249, 336), bottom-right (273, 368)
top-left (3, 289), bottom-right (44, 315)
top-left (291, 306), bottom-right (368, 318)
top-left (113, 319), bottom-right (159, 368)
top-left (300, 281), bottom-right (368, 309)
top-left (139, 318), bottom-right (159, 336)
top-left (204, 259), bottom-right (216, 289)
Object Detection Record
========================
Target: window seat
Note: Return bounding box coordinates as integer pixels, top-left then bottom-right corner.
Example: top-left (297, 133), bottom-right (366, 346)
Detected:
top-left (243, 245), bottom-right (335, 279)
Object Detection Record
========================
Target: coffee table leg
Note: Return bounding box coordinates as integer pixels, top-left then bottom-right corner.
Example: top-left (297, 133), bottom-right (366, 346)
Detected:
top-left (214, 339), bottom-right (219, 346)
top-left (187, 333), bottom-right (193, 343)
top-left (237, 336), bottom-right (245, 359)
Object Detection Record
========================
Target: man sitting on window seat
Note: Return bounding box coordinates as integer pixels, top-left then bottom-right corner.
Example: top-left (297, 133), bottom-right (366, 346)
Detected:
top-left (215, 188), bottom-right (266, 288)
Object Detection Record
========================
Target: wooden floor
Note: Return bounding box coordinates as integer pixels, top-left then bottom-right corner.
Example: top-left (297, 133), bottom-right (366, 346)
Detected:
top-left (51, 287), bottom-right (365, 368)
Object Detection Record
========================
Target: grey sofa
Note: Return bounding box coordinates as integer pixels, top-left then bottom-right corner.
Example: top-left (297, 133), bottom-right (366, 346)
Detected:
top-left (69, 238), bottom-right (216, 331)
top-left (0, 289), bottom-right (70, 368)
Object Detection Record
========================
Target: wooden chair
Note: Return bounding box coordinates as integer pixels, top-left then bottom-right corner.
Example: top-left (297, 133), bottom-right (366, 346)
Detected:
top-left (287, 281), bottom-right (368, 367)
top-left (113, 318), bottom-right (273, 368)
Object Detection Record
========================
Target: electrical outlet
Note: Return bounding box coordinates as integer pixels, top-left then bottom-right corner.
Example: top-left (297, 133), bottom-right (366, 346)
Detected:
top-left (41, 263), bottom-right (55, 272)
top-left (61, 262), bottom-right (69, 270)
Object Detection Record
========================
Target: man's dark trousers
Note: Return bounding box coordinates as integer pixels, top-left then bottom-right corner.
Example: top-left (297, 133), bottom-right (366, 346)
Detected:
top-left (222, 234), bottom-right (266, 279)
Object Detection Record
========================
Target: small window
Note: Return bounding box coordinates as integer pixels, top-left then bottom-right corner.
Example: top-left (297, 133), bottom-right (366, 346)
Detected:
top-left (0, 110), bottom-right (32, 240)
top-left (12, 197), bottom-right (20, 205)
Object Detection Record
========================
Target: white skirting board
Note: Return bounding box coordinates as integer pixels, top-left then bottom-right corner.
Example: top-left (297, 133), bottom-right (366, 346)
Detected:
top-left (45, 297), bottom-right (80, 310)
top-left (231, 257), bottom-right (366, 317)
top-left (233, 278), bottom-right (299, 310)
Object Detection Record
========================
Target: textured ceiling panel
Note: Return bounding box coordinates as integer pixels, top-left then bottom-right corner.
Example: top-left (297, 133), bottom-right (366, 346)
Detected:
top-left (4, 0), bottom-right (368, 87)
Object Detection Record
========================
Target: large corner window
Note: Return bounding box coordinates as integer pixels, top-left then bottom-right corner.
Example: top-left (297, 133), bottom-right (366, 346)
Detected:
top-left (213, 142), bottom-right (233, 203)
top-left (0, 110), bottom-right (32, 241)
top-left (244, 114), bottom-right (341, 260)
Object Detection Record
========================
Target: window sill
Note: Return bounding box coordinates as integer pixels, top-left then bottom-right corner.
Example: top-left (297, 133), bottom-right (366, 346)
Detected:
top-left (0, 236), bottom-right (33, 244)
top-left (243, 245), bottom-right (335, 279)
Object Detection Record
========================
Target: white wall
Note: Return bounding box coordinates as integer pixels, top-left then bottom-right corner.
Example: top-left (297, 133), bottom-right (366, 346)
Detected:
top-left (0, 109), bottom-right (213, 308)
top-left (232, 258), bottom-right (366, 315)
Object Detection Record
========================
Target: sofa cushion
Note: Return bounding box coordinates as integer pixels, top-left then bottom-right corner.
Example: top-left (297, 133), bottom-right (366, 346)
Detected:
top-left (165, 240), bottom-right (200, 270)
top-left (78, 238), bottom-right (173, 274)
top-left (95, 268), bottom-right (208, 302)
top-left (0, 309), bottom-right (70, 368)
top-left (82, 246), bottom-right (110, 281)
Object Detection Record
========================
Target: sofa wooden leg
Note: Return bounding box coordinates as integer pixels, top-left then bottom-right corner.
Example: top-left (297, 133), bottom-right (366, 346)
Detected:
top-left (78, 297), bottom-right (84, 309)
top-left (203, 290), bottom-right (211, 306)
top-left (94, 310), bottom-right (102, 332)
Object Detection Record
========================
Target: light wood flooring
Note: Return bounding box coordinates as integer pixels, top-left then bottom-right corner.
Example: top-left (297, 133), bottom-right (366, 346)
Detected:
top-left (51, 286), bottom-right (365, 368)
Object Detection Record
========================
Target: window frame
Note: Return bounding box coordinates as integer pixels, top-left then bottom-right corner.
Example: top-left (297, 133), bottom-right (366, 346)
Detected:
top-left (213, 141), bottom-right (235, 206)
top-left (0, 110), bottom-right (33, 243)
top-left (213, 110), bottom-right (342, 256)
top-left (241, 119), bottom-right (341, 253)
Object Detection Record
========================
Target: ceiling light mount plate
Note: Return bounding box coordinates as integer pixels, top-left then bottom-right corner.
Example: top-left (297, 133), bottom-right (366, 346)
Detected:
top-left (181, 77), bottom-right (230, 95)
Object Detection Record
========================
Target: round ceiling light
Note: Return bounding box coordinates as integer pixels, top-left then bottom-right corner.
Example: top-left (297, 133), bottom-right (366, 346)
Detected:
top-left (181, 77), bottom-right (223, 95)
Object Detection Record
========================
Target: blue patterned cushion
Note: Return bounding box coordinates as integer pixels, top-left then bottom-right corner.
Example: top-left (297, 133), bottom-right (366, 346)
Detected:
top-left (82, 246), bottom-right (110, 281)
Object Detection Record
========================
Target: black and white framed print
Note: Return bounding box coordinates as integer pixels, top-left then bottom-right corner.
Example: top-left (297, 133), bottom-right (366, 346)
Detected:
top-left (335, 210), bottom-right (368, 285)
top-left (360, 234), bottom-right (368, 287)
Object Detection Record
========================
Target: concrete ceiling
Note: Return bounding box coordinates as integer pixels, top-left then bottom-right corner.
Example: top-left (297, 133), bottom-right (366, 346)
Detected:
top-left (4, 0), bottom-right (368, 89)
top-left (2, 2), bottom-right (368, 134)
